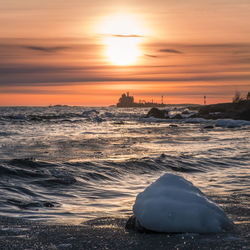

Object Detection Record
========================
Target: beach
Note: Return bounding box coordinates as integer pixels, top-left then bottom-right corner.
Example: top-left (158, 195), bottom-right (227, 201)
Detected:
top-left (0, 191), bottom-right (249, 249)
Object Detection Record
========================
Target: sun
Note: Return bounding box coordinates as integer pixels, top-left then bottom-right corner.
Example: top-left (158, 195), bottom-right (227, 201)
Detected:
top-left (98, 14), bottom-right (145, 66)
top-left (105, 36), bottom-right (141, 65)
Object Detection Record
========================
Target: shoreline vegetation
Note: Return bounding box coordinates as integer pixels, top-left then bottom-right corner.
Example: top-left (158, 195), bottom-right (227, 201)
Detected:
top-left (146, 100), bottom-right (250, 121)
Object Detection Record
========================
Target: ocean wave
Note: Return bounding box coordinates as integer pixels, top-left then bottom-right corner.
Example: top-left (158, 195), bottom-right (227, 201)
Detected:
top-left (0, 155), bottom-right (209, 209)
top-left (0, 113), bottom-right (84, 122)
top-left (0, 159), bottom-right (76, 184)
top-left (0, 151), bottom-right (249, 221)
top-left (7, 198), bottom-right (58, 209)
top-left (1, 152), bottom-right (237, 186)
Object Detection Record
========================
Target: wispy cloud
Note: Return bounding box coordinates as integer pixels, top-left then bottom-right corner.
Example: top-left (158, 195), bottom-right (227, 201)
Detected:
top-left (1, 74), bottom-right (250, 87)
top-left (22, 45), bottom-right (70, 53)
top-left (159, 49), bottom-right (182, 54)
top-left (145, 54), bottom-right (158, 58)
top-left (1, 41), bottom-right (250, 94)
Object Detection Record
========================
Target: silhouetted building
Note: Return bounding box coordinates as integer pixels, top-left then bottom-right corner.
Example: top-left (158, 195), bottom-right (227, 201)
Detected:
top-left (117, 92), bottom-right (167, 108)
top-left (117, 92), bottom-right (134, 107)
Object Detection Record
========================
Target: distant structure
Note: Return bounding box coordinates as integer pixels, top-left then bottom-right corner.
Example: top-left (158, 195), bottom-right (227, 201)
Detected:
top-left (117, 92), bottom-right (134, 107)
top-left (204, 95), bottom-right (207, 105)
top-left (117, 92), bottom-right (167, 108)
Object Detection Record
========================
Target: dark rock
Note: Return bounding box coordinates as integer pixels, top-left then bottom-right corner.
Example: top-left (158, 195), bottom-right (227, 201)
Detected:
top-left (113, 121), bottom-right (125, 125)
top-left (125, 216), bottom-right (154, 233)
top-left (182, 110), bottom-right (190, 115)
top-left (172, 114), bottom-right (183, 119)
top-left (199, 108), bottom-right (210, 115)
top-left (189, 114), bottom-right (198, 118)
top-left (169, 124), bottom-right (178, 127)
top-left (43, 202), bottom-right (55, 208)
top-left (146, 108), bottom-right (168, 119)
top-left (125, 215), bottom-right (136, 230)
top-left (238, 108), bottom-right (250, 121)
top-left (197, 101), bottom-right (250, 121)
top-left (203, 125), bottom-right (214, 129)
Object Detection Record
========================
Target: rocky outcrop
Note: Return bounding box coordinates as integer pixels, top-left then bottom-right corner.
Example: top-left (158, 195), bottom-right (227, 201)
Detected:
top-left (146, 108), bottom-right (168, 119)
top-left (146, 100), bottom-right (250, 121)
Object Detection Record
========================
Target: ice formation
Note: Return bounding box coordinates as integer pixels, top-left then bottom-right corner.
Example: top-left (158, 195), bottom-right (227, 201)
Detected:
top-left (215, 119), bottom-right (250, 128)
top-left (133, 174), bottom-right (233, 233)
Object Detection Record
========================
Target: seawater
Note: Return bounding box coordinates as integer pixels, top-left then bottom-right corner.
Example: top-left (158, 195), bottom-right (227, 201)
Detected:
top-left (0, 106), bottom-right (249, 224)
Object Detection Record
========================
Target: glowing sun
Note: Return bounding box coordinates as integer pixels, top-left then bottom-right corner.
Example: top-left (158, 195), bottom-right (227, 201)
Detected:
top-left (99, 14), bottom-right (145, 66)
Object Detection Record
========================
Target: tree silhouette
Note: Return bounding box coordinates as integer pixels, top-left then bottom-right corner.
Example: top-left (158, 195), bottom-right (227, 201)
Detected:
top-left (232, 91), bottom-right (243, 103)
top-left (247, 92), bottom-right (250, 101)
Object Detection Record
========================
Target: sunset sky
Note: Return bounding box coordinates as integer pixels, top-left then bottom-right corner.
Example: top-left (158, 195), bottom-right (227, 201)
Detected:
top-left (1, 0), bottom-right (250, 106)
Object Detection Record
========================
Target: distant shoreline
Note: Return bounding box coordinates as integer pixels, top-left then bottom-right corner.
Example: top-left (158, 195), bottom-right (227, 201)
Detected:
top-left (146, 100), bottom-right (250, 121)
top-left (190, 100), bottom-right (250, 121)
top-left (0, 102), bottom-right (245, 108)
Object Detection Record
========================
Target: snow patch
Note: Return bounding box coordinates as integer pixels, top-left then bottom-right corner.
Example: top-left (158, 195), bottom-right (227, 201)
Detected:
top-left (215, 119), bottom-right (250, 128)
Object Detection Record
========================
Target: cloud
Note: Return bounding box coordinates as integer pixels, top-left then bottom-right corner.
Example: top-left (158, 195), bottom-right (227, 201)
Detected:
top-left (1, 74), bottom-right (250, 87)
top-left (1, 40), bottom-right (250, 92)
top-left (159, 49), bottom-right (182, 54)
top-left (233, 50), bottom-right (250, 54)
top-left (0, 65), bottom-right (103, 75)
top-left (22, 45), bottom-right (70, 53)
top-left (145, 54), bottom-right (158, 58)
top-left (184, 43), bottom-right (250, 48)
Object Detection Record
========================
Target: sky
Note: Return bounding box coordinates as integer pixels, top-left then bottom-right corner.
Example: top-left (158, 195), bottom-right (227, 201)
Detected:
top-left (0, 0), bottom-right (250, 106)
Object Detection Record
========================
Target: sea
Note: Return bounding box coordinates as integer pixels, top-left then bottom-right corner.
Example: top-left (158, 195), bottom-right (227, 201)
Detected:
top-left (0, 106), bottom-right (249, 225)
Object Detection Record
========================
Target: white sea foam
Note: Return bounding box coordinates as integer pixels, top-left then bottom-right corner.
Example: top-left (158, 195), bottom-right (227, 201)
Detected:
top-left (133, 174), bottom-right (233, 233)
top-left (103, 112), bottom-right (113, 118)
top-left (81, 109), bottom-right (105, 122)
top-left (81, 109), bottom-right (99, 117)
top-left (140, 117), bottom-right (168, 122)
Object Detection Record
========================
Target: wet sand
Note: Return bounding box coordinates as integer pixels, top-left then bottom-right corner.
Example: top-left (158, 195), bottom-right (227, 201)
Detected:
top-left (0, 193), bottom-right (249, 250)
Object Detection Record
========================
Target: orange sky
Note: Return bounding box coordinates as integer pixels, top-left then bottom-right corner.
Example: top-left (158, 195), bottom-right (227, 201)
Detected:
top-left (0, 0), bottom-right (250, 106)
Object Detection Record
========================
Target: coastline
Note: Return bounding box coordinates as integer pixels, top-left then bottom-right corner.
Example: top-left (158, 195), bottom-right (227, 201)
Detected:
top-left (195, 100), bottom-right (250, 121)
top-left (146, 100), bottom-right (250, 121)
top-left (1, 192), bottom-right (249, 250)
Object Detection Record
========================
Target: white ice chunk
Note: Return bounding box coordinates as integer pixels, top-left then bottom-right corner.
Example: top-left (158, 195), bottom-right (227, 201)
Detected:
top-left (133, 174), bottom-right (233, 233)
top-left (215, 119), bottom-right (250, 128)
top-left (185, 118), bottom-right (208, 123)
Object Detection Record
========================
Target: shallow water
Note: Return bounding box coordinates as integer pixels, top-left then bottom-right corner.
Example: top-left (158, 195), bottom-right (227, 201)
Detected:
top-left (0, 106), bottom-right (249, 224)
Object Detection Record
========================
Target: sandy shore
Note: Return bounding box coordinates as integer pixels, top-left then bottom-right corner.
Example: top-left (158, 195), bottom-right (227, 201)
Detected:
top-left (0, 193), bottom-right (249, 250)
